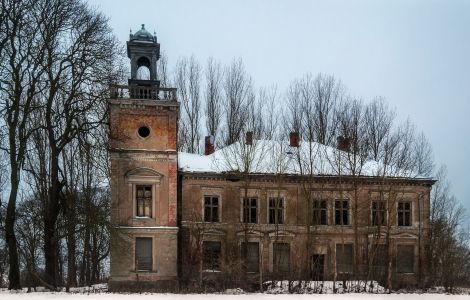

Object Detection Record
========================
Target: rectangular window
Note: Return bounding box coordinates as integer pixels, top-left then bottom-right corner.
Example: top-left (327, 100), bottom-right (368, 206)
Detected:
top-left (241, 242), bottom-right (259, 272)
top-left (335, 200), bottom-right (349, 225)
top-left (136, 185), bottom-right (152, 217)
top-left (398, 201), bottom-right (412, 226)
top-left (312, 200), bottom-right (328, 225)
top-left (204, 196), bottom-right (219, 222)
top-left (371, 201), bottom-right (387, 226)
top-left (269, 197), bottom-right (284, 224)
top-left (370, 244), bottom-right (388, 268)
top-left (243, 197), bottom-right (258, 224)
top-left (203, 241), bottom-right (221, 271)
top-left (273, 242), bottom-right (290, 273)
top-left (396, 245), bottom-right (414, 273)
top-left (135, 237), bottom-right (152, 271)
top-left (336, 243), bottom-right (353, 273)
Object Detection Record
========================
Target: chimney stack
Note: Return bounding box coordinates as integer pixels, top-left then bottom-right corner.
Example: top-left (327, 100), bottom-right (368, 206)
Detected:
top-left (245, 131), bottom-right (253, 145)
top-left (337, 136), bottom-right (351, 152)
top-left (204, 135), bottom-right (215, 155)
top-left (289, 132), bottom-right (300, 147)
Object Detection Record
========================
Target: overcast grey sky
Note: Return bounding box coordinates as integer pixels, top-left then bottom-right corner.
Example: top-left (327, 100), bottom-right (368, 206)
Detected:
top-left (93, 0), bottom-right (470, 214)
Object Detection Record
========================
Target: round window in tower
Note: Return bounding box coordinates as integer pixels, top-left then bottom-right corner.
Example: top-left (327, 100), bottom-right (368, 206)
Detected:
top-left (138, 126), bottom-right (151, 138)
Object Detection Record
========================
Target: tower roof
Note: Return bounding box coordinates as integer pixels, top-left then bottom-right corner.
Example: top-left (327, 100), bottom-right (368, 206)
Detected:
top-left (130, 24), bottom-right (156, 43)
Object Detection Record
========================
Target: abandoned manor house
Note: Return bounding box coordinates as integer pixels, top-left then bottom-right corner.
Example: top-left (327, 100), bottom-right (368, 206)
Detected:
top-left (107, 25), bottom-right (435, 291)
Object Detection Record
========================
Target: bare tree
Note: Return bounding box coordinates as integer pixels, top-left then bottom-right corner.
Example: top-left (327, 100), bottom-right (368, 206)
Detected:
top-left (222, 58), bottom-right (251, 146)
top-left (204, 57), bottom-right (223, 143)
top-left (0, 0), bottom-right (49, 289)
top-left (175, 55), bottom-right (202, 153)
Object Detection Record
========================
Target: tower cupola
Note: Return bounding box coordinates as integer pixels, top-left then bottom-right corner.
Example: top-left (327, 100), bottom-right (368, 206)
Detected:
top-left (127, 24), bottom-right (160, 83)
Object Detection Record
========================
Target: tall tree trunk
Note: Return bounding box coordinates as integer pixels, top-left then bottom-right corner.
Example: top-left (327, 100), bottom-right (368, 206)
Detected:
top-left (5, 163), bottom-right (21, 290)
top-left (44, 154), bottom-right (61, 287)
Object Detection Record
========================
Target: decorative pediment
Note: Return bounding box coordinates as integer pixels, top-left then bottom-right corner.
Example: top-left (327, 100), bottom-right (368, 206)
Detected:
top-left (236, 230), bottom-right (263, 237)
top-left (268, 230), bottom-right (295, 238)
top-left (125, 167), bottom-right (163, 183)
top-left (392, 232), bottom-right (418, 239)
top-left (202, 228), bottom-right (226, 236)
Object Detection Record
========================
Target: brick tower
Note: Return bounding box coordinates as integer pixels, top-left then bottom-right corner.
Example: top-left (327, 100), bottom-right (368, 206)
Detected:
top-left (108, 25), bottom-right (179, 291)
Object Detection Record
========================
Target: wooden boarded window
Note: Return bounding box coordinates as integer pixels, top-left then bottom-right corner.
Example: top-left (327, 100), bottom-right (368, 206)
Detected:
top-left (135, 237), bottom-right (152, 271)
top-left (312, 200), bottom-right (328, 225)
top-left (336, 243), bottom-right (353, 273)
top-left (371, 201), bottom-right (387, 226)
top-left (269, 197), bottom-right (284, 224)
top-left (243, 197), bottom-right (258, 224)
top-left (335, 200), bottom-right (349, 225)
top-left (241, 242), bottom-right (259, 272)
top-left (136, 185), bottom-right (152, 217)
top-left (273, 242), bottom-right (290, 273)
top-left (204, 196), bottom-right (219, 222)
top-left (396, 245), bottom-right (414, 273)
top-left (398, 201), bottom-right (412, 226)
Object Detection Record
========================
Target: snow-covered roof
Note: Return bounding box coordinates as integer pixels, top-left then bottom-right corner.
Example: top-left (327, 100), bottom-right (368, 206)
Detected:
top-left (178, 140), bottom-right (428, 179)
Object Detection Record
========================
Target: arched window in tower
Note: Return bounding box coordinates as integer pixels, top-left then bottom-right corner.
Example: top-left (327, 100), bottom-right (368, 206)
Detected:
top-left (136, 56), bottom-right (151, 80)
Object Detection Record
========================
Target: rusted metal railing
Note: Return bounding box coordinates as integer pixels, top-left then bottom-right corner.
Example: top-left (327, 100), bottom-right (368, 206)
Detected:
top-left (110, 85), bottom-right (177, 101)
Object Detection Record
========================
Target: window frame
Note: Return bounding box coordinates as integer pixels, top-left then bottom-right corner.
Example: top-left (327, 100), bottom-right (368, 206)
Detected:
top-left (268, 197), bottom-right (284, 224)
top-left (243, 197), bottom-right (258, 224)
top-left (397, 201), bottom-right (412, 227)
top-left (335, 243), bottom-right (354, 274)
top-left (135, 237), bottom-right (153, 272)
top-left (136, 184), bottom-right (153, 218)
top-left (240, 241), bottom-right (260, 273)
top-left (202, 240), bottom-right (222, 272)
top-left (312, 199), bottom-right (328, 225)
top-left (204, 195), bottom-right (220, 223)
top-left (396, 244), bottom-right (415, 274)
top-left (272, 242), bottom-right (291, 273)
top-left (335, 199), bottom-right (350, 226)
top-left (371, 200), bottom-right (387, 226)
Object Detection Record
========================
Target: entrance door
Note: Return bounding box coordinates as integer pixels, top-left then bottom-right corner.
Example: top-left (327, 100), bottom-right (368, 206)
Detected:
top-left (311, 254), bottom-right (325, 281)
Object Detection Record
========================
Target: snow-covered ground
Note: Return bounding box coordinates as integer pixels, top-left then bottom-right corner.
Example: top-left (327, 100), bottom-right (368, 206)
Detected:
top-left (0, 292), bottom-right (469, 299)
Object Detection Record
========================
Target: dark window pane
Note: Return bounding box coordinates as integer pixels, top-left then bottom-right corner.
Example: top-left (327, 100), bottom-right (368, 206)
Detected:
top-left (241, 242), bottom-right (259, 272)
top-left (336, 243), bottom-right (353, 273)
top-left (204, 196), bottom-right (219, 222)
top-left (273, 243), bottom-right (290, 273)
top-left (397, 245), bottom-right (414, 273)
top-left (398, 201), bottom-right (411, 226)
top-left (203, 241), bottom-right (221, 271)
top-left (135, 237), bottom-right (152, 271)
top-left (269, 197), bottom-right (284, 224)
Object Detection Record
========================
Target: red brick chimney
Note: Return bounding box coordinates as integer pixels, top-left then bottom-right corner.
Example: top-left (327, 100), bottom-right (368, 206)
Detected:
top-left (204, 135), bottom-right (215, 155)
top-left (289, 132), bottom-right (300, 147)
top-left (245, 131), bottom-right (253, 145)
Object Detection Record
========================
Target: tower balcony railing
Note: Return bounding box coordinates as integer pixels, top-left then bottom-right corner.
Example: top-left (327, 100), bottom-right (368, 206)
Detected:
top-left (110, 85), bottom-right (177, 101)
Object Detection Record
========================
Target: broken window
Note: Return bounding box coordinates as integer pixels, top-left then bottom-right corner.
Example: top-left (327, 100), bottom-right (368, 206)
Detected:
top-left (241, 242), bottom-right (259, 272)
top-left (371, 201), bottom-right (387, 226)
top-left (135, 237), bottom-right (152, 271)
top-left (269, 197), bottom-right (284, 224)
top-left (335, 200), bottom-right (349, 225)
top-left (204, 196), bottom-right (219, 222)
top-left (136, 185), bottom-right (152, 217)
top-left (243, 197), bottom-right (258, 224)
top-left (336, 243), bottom-right (353, 273)
top-left (312, 199), bottom-right (328, 225)
top-left (396, 245), bottom-right (414, 273)
top-left (203, 241), bottom-right (221, 271)
top-left (273, 242), bottom-right (290, 273)
top-left (398, 201), bottom-right (412, 226)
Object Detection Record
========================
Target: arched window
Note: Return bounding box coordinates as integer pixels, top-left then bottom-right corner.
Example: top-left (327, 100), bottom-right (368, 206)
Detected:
top-left (136, 56), bottom-right (151, 80)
